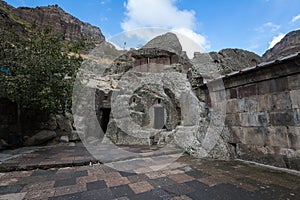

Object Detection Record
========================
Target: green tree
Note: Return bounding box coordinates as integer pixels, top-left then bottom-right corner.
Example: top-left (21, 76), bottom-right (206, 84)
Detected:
top-left (0, 30), bottom-right (82, 136)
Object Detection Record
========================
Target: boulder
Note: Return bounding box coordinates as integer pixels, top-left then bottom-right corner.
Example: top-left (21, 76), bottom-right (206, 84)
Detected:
top-left (143, 32), bottom-right (182, 55)
top-left (24, 130), bottom-right (56, 146)
top-left (60, 135), bottom-right (69, 143)
top-left (46, 114), bottom-right (57, 130)
top-left (56, 114), bottom-right (73, 132)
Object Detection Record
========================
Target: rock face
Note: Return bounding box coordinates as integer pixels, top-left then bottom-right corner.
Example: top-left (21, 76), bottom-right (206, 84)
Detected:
top-left (143, 32), bottom-right (182, 55)
top-left (0, 1), bottom-right (105, 46)
top-left (262, 29), bottom-right (300, 62)
top-left (0, 1), bottom-right (26, 34)
top-left (189, 49), bottom-right (262, 85)
top-left (89, 33), bottom-right (230, 159)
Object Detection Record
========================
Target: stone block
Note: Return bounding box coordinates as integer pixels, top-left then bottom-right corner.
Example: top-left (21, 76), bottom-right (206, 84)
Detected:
top-left (229, 88), bottom-right (237, 99)
top-left (239, 112), bottom-right (269, 127)
top-left (290, 90), bottom-right (300, 109)
top-left (257, 112), bottom-right (270, 126)
top-left (288, 73), bottom-right (300, 90)
top-left (237, 84), bottom-right (257, 98)
top-left (271, 92), bottom-right (292, 110)
top-left (294, 109), bottom-right (300, 125)
top-left (287, 127), bottom-right (300, 149)
top-left (226, 99), bottom-right (238, 114)
top-left (244, 97), bottom-right (258, 112)
top-left (257, 94), bottom-right (272, 112)
top-left (237, 98), bottom-right (246, 112)
top-left (227, 126), bottom-right (243, 143)
top-left (242, 127), bottom-right (268, 146)
top-left (267, 126), bottom-right (289, 148)
top-left (225, 113), bottom-right (240, 126)
top-left (270, 111), bottom-right (295, 126)
top-left (257, 79), bottom-right (274, 94)
top-left (275, 77), bottom-right (289, 92)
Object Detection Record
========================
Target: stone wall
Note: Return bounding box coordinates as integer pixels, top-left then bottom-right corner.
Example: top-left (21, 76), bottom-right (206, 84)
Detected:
top-left (195, 53), bottom-right (300, 170)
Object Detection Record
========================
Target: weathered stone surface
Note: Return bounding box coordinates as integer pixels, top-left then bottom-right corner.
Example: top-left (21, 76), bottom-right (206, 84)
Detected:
top-left (24, 130), bottom-right (56, 146)
top-left (270, 111), bottom-right (295, 126)
top-left (12, 5), bottom-right (105, 46)
top-left (288, 73), bottom-right (300, 90)
top-left (267, 126), bottom-right (289, 148)
top-left (56, 114), bottom-right (73, 132)
top-left (45, 114), bottom-right (57, 131)
top-left (143, 32), bottom-right (182, 55)
top-left (60, 135), bottom-right (69, 143)
top-left (191, 49), bottom-right (262, 82)
top-left (290, 90), bottom-right (300, 109)
top-left (262, 29), bottom-right (300, 62)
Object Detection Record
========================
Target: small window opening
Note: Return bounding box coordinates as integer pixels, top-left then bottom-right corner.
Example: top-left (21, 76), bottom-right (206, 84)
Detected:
top-left (157, 99), bottom-right (161, 104)
top-left (251, 59), bottom-right (257, 66)
top-left (132, 97), bottom-right (136, 103)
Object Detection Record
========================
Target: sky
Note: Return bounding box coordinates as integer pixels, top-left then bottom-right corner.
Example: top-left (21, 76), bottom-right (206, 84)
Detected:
top-left (4, 0), bottom-right (300, 57)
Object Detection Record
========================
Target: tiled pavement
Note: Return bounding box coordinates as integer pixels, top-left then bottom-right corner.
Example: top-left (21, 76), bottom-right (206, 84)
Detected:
top-left (0, 143), bottom-right (299, 199)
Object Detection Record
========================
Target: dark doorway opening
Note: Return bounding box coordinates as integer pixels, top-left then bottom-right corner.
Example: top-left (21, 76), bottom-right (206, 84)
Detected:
top-left (100, 108), bottom-right (111, 133)
top-left (154, 106), bottom-right (164, 129)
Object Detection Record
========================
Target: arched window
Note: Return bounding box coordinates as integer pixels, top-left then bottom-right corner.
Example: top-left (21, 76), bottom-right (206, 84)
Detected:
top-left (251, 59), bottom-right (257, 66)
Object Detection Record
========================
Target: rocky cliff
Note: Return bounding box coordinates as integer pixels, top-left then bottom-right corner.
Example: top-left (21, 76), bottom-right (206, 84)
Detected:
top-left (262, 29), bottom-right (300, 62)
top-left (190, 48), bottom-right (262, 84)
top-left (0, 0), bottom-right (105, 47)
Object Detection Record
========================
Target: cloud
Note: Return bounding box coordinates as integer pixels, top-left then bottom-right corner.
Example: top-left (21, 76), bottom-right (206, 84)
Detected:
top-left (120, 0), bottom-right (209, 57)
top-left (100, 0), bottom-right (110, 5)
top-left (291, 14), bottom-right (300, 23)
top-left (268, 33), bottom-right (285, 49)
top-left (256, 22), bottom-right (281, 33)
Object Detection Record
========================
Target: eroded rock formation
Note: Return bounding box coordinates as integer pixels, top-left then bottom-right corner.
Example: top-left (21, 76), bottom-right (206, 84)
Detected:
top-left (0, 0), bottom-right (105, 46)
top-left (90, 33), bottom-right (231, 159)
top-left (263, 29), bottom-right (300, 62)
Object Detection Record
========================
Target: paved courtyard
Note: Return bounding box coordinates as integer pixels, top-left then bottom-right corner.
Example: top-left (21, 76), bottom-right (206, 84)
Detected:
top-left (0, 143), bottom-right (299, 200)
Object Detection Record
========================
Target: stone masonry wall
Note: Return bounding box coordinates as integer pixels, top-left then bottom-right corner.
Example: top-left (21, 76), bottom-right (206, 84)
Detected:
top-left (196, 54), bottom-right (300, 170)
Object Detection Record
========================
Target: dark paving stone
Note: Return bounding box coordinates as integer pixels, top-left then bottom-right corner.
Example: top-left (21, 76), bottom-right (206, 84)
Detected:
top-left (32, 169), bottom-right (57, 176)
top-left (148, 177), bottom-right (177, 187)
top-left (163, 183), bottom-right (195, 195)
top-left (54, 177), bottom-right (77, 188)
top-left (185, 180), bottom-right (210, 190)
top-left (151, 188), bottom-right (173, 199)
top-left (129, 191), bottom-right (163, 200)
top-left (87, 180), bottom-right (107, 191)
top-left (0, 185), bottom-right (24, 195)
top-left (81, 188), bottom-right (114, 200)
top-left (119, 171), bottom-right (137, 177)
top-left (49, 192), bottom-right (82, 200)
top-left (186, 169), bottom-right (210, 179)
top-left (110, 185), bottom-right (135, 198)
top-left (17, 175), bottom-right (48, 184)
top-left (187, 183), bottom-right (260, 200)
top-left (74, 170), bottom-right (88, 177)
top-left (47, 172), bottom-right (73, 181)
